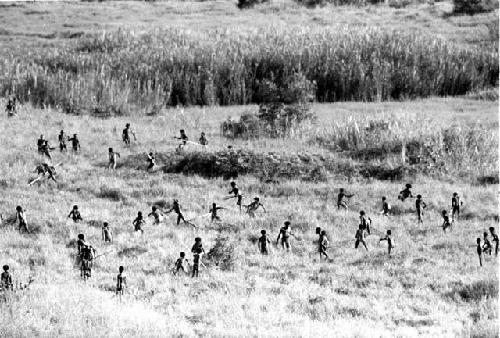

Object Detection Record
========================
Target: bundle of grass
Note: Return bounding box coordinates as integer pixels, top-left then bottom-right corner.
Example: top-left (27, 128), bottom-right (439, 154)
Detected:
top-left (446, 280), bottom-right (498, 302)
top-left (97, 186), bottom-right (126, 202)
top-left (205, 237), bottom-right (237, 271)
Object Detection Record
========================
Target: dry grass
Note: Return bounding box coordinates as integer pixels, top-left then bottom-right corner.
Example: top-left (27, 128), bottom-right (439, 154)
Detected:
top-left (0, 99), bottom-right (497, 336)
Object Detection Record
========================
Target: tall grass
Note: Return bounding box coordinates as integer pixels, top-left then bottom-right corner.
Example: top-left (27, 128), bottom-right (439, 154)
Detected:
top-left (0, 26), bottom-right (497, 113)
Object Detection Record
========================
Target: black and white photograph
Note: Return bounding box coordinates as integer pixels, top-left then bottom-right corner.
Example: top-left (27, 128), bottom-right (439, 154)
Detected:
top-left (0, 0), bottom-right (498, 336)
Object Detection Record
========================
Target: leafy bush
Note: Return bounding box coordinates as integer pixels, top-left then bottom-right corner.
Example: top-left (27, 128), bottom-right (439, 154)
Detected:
top-left (161, 149), bottom-right (329, 182)
top-left (453, 0), bottom-right (498, 14)
top-left (97, 186), bottom-right (126, 201)
top-left (205, 237), bottom-right (237, 271)
top-left (447, 280), bottom-right (498, 302)
top-left (237, 0), bottom-right (268, 9)
top-left (222, 73), bottom-right (316, 139)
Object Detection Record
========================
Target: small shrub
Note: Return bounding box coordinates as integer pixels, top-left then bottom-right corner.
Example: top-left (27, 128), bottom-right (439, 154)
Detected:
top-left (453, 0), bottom-right (498, 14)
top-left (237, 0), bottom-right (268, 9)
top-left (448, 280), bottom-right (499, 302)
top-left (206, 237), bottom-right (237, 271)
top-left (98, 186), bottom-right (126, 201)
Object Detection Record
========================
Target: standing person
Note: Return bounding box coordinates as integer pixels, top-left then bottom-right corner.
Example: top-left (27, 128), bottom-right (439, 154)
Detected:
top-left (122, 123), bottom-right (136, 147)
top-left (146, 152), bottom-right (156, 172)
top-left (379, 230), bottom-right (394, 255)
top-left (68, 134), bottom-right (81, 153)
top-left (415, 195), bottom-right (427, 226)
top-left (148, 206), bottom-right (164, 225)
top-left (209, 203), bottom-right (224, 223)
top-left (359, 211), bottom-right (371, 235)
top-left (37, 135), bottom-right (45, 155)
top-left (441, 210), bottom-right (452, 232)
top-left (107, 148), bottom-right (121, 170)
top-left (116, 266), bottom-right (126, 296)
top-left (258, 230), bottom-right (271, 255)
top-left (245, 197), bottom-right (266, 218)
top-left (354, 224), bottom-right (368, 251)
top-left (166, 199), bottom-right (195, 227)
top-left (133, 212), bottom-right (145, 234)
top-left (79, 240), bottom-right (96, 280)
top-left (40, 139), bottom-right (52, 160)
top-left (199, 132), bottom-right (208, 146)
top-left (5, 95), bottom-right (17, 117)
top-left (173, 252), bottom-right (190, 276)
top-left (337, 188), bottom-right (354, 210)
top-left (477, 238), bottom-right (483, 267)
top-left (483, 232), bottom-right (492, 256)
top-left (58, 130), bottom-right (67, 152)
top-left (318, 230), bottom-right (329, 260)
top-left (489, 227), bottom-right (498, 256)
top-left (102, 222), bottom-right (112, 243)
top-left (380, 196), bottom-right (391, 216)
top-left (451, 192), bottom-right (462, 221)
top-left (68, 205), bottom-right (83, 223)
top-left (227, 182), bottom-right (243, 212)
top-left (16, 206), bottom-right (30, 234)
top-left (276, 221), bottom-right (293, 251)
top-left (175, 130), bottom-right (188, 149)
top-left (191, 238), bottom-right (205, 278)
top-left (1, 265), bottom-right (13, 291)
top-left (398, 184), bottom-right (413, 202)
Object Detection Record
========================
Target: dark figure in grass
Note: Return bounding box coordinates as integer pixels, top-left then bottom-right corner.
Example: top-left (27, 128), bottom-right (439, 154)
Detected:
top-left (16, 206), bottom-right (30, 234)
top-left (79, 238), bottom-right (95, 279)
top-left (398, 183), bottom-right (413, 202)
top-left (381, 196), bottom-right (391, 216)
top-left (209, 203), bottom-right (224, 222)
top-left (133, 211), bottom-right (145, 234)
top-left (199, 132), bottom-right (208, 146)
top-left (337, 188), bottom-right (354, 210)
top-left (108, 148), bottom-right (120, 170)
top-left (227, 182), bottom-right (243, 212)
top-left (246, 197), bottom-right (266, 218)
top-left (477, 238), bottom-right (483, 267)
top-left (441, 210), bottom-right (452, 232)
top-left (6, 96), bottom-right (17, 117)
top-left (173, 252), bottom-right (189, 276)
top-left (379, 230), bottom-right (394, 255)
top-left (102, 222), bottom-right (112, 243)
top-left (116, 266), bottom-right (126, 296)
top-left (39, 139), bottom-right (52, 160)
top-left (146, 152), bottom-right (156, 172)
top-left (483, 232), bottom-right (492, 256)
top-left (29, 163), bottom-right (57, 186)
top-left (276, 221), bottom-right (293, 251)
top-left (148, 205), bottom-right (164, 224)
top-left (355, 224), bottom-right (368, 251)
top-left (68, 205), bottom-right (83, 223)
top-left (58, 130), bottom-right (67, 152)
top-left (1, 265), bottom-right (13, 291)
top-left (175, 129), bottom-right (188, 149)
top-left (451, 192), bottom-right (462, 221)
top-left (318, 229), bottom-right (329, 260)
top-left (415, 195), bottom-right (427, 225)
top-left (359, 210), bottom-right (371, 235)
top-left (191, 238), bottom-right (205, 278)
top-left (37, 135), bottom-right (45, 154)
top-left (122, 123), bottom-right (136, 147)
top-left (68, 134), bottom-right (80, 153)
top-left (258, 230), bottom-right (271, 255)
top-left (166, 199), bottom-right (195, 227)
top-left (489, 227), bottom-right (498, 256)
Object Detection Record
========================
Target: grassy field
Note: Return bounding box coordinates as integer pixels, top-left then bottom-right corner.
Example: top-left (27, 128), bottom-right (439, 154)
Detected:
top-left (0, 1), bottom-right (498, 337)
top-left (0, 98), bottom-right (498, 337)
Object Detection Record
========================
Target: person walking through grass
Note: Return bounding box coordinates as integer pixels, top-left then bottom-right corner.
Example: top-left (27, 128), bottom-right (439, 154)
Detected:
top-left (489, 227), bottom-right (498, 256)
top-left (415, 195), bottom-right (426, 226)
top-left (68, 205), bottom-right (83, 223)
top-left (107, 148), bottom-right (120, 170)
top-left (16, 206), bottom-right (30, 234)
top-left (379, 230), bottom-right (394, 255)
top-left (122, 123), bottom-right (136, 147)
top-left (337, 188), bottom-right (354, 210)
